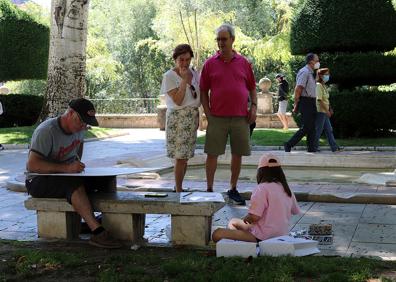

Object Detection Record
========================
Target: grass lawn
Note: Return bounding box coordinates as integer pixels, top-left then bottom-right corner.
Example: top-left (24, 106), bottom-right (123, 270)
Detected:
top-left (1, 240), bottom-right (395, 281)
top-left (0, 126), bottom-right (126, 145)
top-left (197, 128), bottom-right (396, 147)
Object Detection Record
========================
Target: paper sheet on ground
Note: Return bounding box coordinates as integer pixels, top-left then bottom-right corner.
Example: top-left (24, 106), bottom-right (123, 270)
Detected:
top-left (26, 167), bottom-right (161, 177)
top-left (180, 192), bottom-right (225, 203)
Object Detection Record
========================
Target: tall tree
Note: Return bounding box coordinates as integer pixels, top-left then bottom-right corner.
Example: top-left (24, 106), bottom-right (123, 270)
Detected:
top-left (42, 0), bottom-right (90, 119)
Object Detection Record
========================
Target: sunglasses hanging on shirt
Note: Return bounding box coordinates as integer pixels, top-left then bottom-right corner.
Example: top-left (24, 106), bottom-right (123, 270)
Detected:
top-left (190, 85), bottom-right (197, 99)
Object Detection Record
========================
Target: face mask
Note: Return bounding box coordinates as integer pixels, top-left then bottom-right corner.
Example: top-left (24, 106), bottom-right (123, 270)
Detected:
top-left (314, 62), bottom-right (320, 69)
top-left (323, 75), bottom-right (330, 83)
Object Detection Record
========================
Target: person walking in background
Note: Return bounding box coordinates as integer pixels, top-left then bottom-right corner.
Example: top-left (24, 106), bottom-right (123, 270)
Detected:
top-left (212, 153), bottom-right (301, 242)
top-left (161, 44), bottom-right (200, 192)
top-left (275, 74), bottom-right (289, 131)
top-left (314, 68), bottom-right (341, 152)
top-left (284, 53), bottom-right (320, 152)
top-left (200, 23), bottom-right (257, 205)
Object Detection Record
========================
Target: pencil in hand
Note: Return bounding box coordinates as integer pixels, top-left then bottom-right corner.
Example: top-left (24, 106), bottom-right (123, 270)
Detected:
top-left (75, 155), bottom-right (85, 172)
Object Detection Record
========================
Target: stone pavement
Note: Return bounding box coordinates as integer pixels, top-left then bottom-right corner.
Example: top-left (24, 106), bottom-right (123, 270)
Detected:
top-left (0, 129), bottom-right (396, 259)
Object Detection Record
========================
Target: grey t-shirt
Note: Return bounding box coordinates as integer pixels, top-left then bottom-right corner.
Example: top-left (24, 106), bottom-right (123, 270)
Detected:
top-left (296, 65), bottom-right (316, 98)
top-left (26, 117), bottom-right (85, 178)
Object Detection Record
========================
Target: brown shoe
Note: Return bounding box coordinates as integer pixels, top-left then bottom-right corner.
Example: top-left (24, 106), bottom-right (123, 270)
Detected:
top-left (89, 230), bottom-right (122, 249)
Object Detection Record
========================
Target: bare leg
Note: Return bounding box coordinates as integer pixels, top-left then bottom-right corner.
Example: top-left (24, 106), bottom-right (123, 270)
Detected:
top-left (228, 218), bottom-right (251, 230)
top-left (71, 186), bottom-right (100, 231)
top-left (276, 113), bottom-right (283, 128)
top-left (277, 113), bottom-right (288, 130)
top-left (281, 114), bottom-right (289, 130)
top-left (212, 228), bottom-right (257, 242)
top-left (174, 159), bottom-right (188, 192)
top-left (206, 154), bottom-right (218, 192)
top-left (230, 154), bottom-right (242, 190)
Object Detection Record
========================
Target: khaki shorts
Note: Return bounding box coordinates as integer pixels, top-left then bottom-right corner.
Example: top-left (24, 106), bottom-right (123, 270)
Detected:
top-left (204, 116), bottom-right (251, 156)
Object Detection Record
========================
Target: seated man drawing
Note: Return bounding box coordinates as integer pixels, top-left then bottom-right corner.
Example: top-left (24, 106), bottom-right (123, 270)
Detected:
top-left (25, 98), bottom-right (121, 249)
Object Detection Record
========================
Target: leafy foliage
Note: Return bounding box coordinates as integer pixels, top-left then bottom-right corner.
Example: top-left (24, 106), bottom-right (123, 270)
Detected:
top-left (0, 0), bottom-right (49, 81)
top-left (290, 0), bottom-right (396, 54)
top-left (85, 37), bottom-right (123, 98)
top-left (88, 0), bottom-right (169, 98)
top-left (84, 0), bottom-right (297, 98)
top-left (6, 79), bottom-right (46, 96)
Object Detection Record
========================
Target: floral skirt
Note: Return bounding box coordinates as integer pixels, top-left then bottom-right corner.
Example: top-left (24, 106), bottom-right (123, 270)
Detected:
top-left (166, 107), bottom-right (199, 159)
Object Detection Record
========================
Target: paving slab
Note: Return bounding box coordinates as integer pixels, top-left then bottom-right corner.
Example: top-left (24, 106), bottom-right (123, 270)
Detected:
top-left (308, 202), bottom-right (366, 213)
top-left (0, 220), bottom-right (16, 231)
top-left (0, 230), bottom-right (36, 241)
top-left (352, 224), bottom-right (396, 244)
top-left (347, 242), bottom-right (396, 260)
top-left (298, 210), bottom-right (362, 225)
top-left (360, 204), bottom-right (396, 224)
top-left (1, 129), bottom-right (396, 259)
top-left (212, 205), bottom-right (249, 227)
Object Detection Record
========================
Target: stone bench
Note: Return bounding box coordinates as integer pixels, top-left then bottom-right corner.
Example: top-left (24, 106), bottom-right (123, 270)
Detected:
top-left (24, 191), bottom-right (225, 246)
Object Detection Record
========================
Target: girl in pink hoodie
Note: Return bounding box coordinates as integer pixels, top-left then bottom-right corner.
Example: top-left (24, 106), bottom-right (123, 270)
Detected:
top-left (212, 153), bottom-right (301, 242)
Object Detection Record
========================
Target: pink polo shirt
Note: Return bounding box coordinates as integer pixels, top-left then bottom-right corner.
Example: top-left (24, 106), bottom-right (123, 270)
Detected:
top-left (200, 51), bottom-right (256, 116)
top-left (248, 182), bottom-right (301, 241)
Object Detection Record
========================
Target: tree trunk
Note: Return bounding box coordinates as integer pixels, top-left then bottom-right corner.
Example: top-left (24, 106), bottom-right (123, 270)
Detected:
top-left (41, 0), bottom-right (90, 120)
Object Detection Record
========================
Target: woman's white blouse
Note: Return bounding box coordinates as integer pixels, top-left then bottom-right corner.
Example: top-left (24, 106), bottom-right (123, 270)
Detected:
top-left (160, 68), bottom-right (201, 110)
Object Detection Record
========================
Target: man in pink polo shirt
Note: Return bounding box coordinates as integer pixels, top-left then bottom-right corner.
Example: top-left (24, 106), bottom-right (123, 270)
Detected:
top-left (200, 23), bottom-right (257, 205)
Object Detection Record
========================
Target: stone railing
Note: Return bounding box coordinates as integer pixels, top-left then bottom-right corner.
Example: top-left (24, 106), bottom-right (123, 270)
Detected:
top-left (90, 98), bottom-right (159, 114)
top-left (92, 97), bottom-right (297, 129)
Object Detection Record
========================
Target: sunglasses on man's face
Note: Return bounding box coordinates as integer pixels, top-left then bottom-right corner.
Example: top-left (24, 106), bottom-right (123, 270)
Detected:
top-left (74, 111), bottom-right (87, 128)
top-left (190, 85), bottom-right (197, 99)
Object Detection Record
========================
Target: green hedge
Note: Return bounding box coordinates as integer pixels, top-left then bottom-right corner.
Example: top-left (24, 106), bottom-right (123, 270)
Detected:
top-left (290, 0), bottom-right (396, 55)
top-left (318, 52), bottom-right (396, 87)
top-left (0, 94), bottom-right (43, 127)
top-left (0, 0), bottom-right (49, 81)
top-left (289, 52), bottom-right (396, 88)
top-left (330, 89), bottom-right (396, 137)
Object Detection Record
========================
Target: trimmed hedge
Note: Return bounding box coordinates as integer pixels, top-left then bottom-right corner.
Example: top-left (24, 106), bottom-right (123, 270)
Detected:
top-left (0, 0), bottom-right (49, 81)
top-left (290, 0), bottom-right (396, 55)
top-left (318, 52), bottom-right (396, 87)
top-left (330, 89), bottom-right (396, 137)
top-left (0, 94), bottom-right (43, 127)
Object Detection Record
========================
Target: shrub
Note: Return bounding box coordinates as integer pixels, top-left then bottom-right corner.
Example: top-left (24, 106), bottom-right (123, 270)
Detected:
top-left (320, 52), bottom-right (396, 88)
top-left (0, 0), bottom-right (49, 81)
top-left (0, 94), bottom-right (43, 127)
top-left (290, 0), bottom-right (396, 55)
top-left (330, 89), bottom-right (396, 137)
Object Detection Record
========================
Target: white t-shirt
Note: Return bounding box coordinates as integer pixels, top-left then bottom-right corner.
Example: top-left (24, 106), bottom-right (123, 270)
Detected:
top-left (160, 68), bottom-right (201, 110)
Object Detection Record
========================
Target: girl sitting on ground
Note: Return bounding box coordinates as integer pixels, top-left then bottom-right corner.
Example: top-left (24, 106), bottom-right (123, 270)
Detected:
top-left (212, 153), bottom-right (301, 242)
